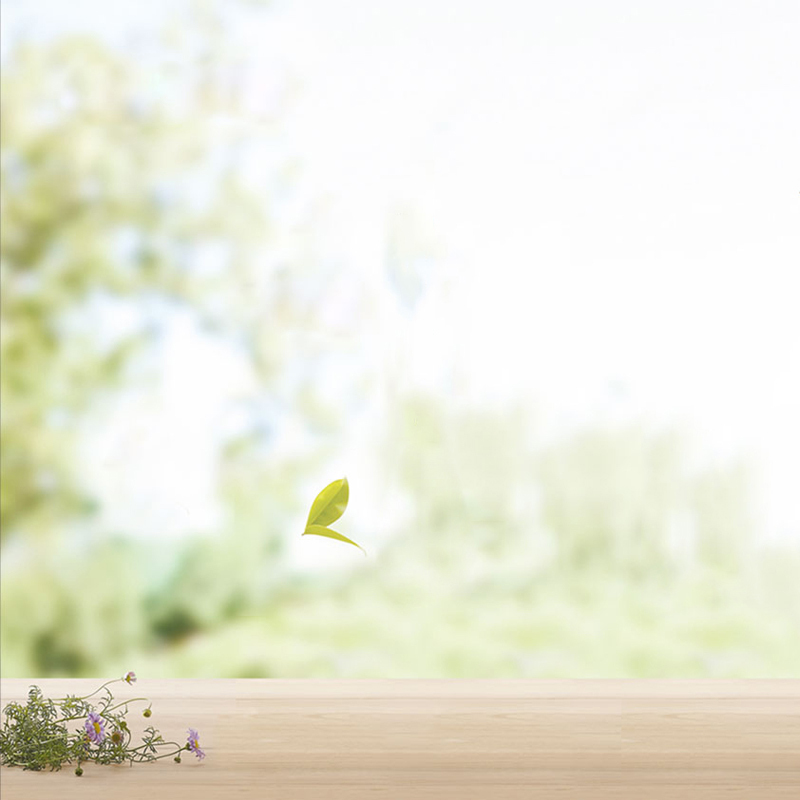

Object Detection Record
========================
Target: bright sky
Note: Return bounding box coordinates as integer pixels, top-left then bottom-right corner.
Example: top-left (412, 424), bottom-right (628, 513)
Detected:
top-left (4, 0), bottom-right (799, 551)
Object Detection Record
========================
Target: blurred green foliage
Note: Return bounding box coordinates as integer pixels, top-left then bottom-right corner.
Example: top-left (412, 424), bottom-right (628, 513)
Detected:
top-left (1, 23), bottom-right (798, 679)
top-left (0, 31), bottom-right (267, 546)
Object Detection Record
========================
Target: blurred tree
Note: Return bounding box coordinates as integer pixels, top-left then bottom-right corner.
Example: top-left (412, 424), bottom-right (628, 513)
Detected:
top-left (0, 13), bottom-right (352, 548)
top-left (385, 396), bottom-right (757, 584)
top-left (0, 9), bottom-right (375, 673)
top-left (381, 393), bottom-right (540, 573)
top-left (690, 460), bottom-right (754, 568)
top-left (537, 425), bottom-right (687, 575)
top-left (536, 424), bottom-right (760, 578)
top-left (0, 32), bottom-right (264, 544)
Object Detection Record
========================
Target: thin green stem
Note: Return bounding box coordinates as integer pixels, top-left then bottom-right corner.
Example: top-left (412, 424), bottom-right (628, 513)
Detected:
top-left (103, 697), bottom-right (148, 714)
top-left (53, 679), bottom-right (121, 703)
top-left (126, 742), bottom-right (185, 764)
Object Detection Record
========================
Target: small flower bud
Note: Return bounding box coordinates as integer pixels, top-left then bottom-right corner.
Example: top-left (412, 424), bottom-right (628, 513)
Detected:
top-left (143, 708), bottom-right (152, 718)
top-left (174, 755), bottom-right (182, 763)
top-left (74, 766), bottom-right (84, 777)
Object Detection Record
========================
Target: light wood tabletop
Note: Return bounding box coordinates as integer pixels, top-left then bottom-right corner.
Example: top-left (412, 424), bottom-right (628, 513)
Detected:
top-left (1, 679), bottom-right (798, 799)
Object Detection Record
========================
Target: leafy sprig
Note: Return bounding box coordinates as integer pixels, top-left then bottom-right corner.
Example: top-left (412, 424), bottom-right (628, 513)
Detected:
top-left (0, 674), bottom-right (204, 775)
top-left (302, 477), bottom-right (365, 553)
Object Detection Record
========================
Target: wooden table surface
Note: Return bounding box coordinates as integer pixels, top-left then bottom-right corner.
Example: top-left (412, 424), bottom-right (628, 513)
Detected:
top-left (1, 679), bottom-right (798, 799)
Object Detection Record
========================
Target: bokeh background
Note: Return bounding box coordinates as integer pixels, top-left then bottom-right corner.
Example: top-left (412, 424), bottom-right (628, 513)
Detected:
top-left (1, 0), bottom-right (799, 678)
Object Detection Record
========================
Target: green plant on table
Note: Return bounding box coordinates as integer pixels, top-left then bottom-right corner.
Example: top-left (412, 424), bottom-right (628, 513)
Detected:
top-left (0, 672), bottom-right (204, 775)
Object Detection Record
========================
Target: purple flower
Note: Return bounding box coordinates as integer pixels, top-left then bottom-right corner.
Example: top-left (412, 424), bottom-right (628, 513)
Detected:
top-left (124, 671), bottom-right (137, 684)
top-left (85, 712), bottom-right (106, 744)
top-left (186, 728), bottom-right (205, 760)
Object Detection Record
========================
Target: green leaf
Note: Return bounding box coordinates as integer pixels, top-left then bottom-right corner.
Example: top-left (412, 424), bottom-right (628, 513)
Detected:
top-left (305, 477), bottom-right (349, 528)
top-left (302, 478), bottom-right (365, 553)
top-left (302, 524), bottom-right (366, 555)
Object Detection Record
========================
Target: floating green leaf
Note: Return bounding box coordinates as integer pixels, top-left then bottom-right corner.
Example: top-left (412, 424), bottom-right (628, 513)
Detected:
top-left (302, 524), bottom-right (365, 554)
top-left (302, 478), bottom-right (365, 553)
top-left (305, 477), bottom-right (349, 528)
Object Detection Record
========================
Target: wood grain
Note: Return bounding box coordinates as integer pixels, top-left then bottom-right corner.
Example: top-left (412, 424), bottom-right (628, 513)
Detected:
top-left (1, 680), bottom-right (798, 799)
